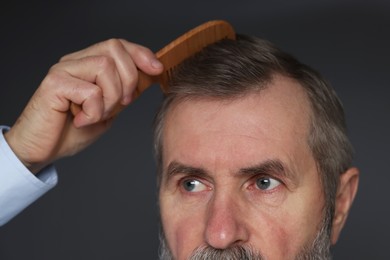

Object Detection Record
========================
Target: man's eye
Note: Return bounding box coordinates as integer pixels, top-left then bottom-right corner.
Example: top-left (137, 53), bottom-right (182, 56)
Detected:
top-left (255, 177), bottom-right (281, 191)
top-left (182, 179), bottom-right (208, 192)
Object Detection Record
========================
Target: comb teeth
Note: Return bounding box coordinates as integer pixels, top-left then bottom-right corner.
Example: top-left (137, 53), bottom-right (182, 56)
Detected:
top-left (164, 65), bottom-right (176, 89)
top-left (167, 66), bottom-right (174, 81)
top-left (162, 34), bottom-right (234, 91)
top-left (148, 20), bottom-right (236, 95)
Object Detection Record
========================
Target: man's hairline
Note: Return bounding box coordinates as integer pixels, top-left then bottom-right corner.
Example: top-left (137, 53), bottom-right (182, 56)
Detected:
top-left (158, 73), bottom-right (323, 185)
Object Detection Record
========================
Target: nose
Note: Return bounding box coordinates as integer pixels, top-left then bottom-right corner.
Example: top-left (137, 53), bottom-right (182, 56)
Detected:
top-left (204, 192), bottom-right (249, 249)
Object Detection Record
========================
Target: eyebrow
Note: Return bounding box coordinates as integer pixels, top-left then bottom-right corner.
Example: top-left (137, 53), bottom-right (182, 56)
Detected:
top-left (239, 159), bottom-right (296, 183)
top-left (166, 161), bottom-right (209, 180)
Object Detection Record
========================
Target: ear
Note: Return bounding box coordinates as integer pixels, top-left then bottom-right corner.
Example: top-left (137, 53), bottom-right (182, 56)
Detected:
top-left (331, 167), bottom-right (359, 244)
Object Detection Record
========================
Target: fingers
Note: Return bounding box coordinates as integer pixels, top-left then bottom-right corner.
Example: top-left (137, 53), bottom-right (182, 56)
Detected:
top-left (61, 39), bottom-right (163, 105)
top-left (50, 39), bottom-right (163, 127)
top-left (53, 56), bottom-right (122, 120)
top-left (41, 69), bottom-right (104, 128)
top-left (118, 40), bottom-right (163, 75)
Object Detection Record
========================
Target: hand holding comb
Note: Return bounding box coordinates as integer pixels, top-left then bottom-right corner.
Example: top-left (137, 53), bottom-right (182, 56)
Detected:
top-left (70, 20), bottom-right (236, 117)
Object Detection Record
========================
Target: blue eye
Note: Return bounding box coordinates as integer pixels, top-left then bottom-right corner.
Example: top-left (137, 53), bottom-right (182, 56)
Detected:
top-left (256, 177), bottom-right (281, 190)
top-left (182, 179), bottom-right (208, 192)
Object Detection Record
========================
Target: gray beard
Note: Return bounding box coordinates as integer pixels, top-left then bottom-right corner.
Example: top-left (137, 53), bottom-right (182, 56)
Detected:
top-left (158, 214), bottom-right (332, 260)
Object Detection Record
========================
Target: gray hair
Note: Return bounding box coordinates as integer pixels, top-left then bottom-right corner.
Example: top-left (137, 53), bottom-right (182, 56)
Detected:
top-left (153, 34), bottom-right (354, 226)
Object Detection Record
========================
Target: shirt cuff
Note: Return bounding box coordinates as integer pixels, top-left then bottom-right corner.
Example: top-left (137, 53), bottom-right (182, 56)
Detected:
top-left (0, 125), bottom-right (58, 226)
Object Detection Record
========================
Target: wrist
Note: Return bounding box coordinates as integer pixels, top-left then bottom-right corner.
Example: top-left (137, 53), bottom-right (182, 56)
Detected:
top-left (3, 129), bottom-right (47, 174)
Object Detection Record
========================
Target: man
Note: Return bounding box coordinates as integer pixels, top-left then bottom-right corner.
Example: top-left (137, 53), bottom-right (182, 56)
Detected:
top-left (0, 34), bottom-right (359, 259)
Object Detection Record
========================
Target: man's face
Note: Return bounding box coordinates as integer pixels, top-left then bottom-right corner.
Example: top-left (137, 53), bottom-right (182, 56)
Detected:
top-left (159, 76), bottom-right (327, 259)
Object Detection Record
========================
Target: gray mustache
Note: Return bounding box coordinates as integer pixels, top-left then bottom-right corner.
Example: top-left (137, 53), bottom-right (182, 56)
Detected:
top-left (189, 245), bottom-right (263, 260)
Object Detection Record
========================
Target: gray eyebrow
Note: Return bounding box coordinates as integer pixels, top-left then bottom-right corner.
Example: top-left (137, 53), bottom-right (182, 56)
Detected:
top-left (166, 161), bottom-right (208, 179)
top-left (239, 159), bottom-right (298, 185)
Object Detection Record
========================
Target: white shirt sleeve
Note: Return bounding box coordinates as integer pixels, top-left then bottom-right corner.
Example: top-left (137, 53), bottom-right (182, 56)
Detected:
top-left (0, 125), bottom-right (58, 226)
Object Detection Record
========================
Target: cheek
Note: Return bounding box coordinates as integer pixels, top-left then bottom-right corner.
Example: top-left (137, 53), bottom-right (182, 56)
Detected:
top-left (248, 209), bottom-right (299, 257)
top-left (160, 194), bottom-right (206, 260)
top-left (268, 212), bottom-right (308, 256)
top-left (283, 201), bottom-right (325, 255)
top-left (174, 221), bottom-right (203, 258)
top-left (246, 195), bottom-right (324, 258)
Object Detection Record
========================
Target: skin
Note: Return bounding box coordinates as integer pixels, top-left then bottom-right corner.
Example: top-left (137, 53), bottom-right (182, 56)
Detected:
top-left (160, 75), bottom-right (340, 259)
top-left (4, 39), bottom-right (163, 173)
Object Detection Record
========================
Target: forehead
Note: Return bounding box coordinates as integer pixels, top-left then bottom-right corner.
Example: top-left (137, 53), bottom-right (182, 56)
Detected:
top-left (162, 75), bottom-right (314, 173)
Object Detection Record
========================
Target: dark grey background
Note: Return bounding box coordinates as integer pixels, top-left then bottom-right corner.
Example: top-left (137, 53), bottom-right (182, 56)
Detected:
top-left (0, 0), bottom-right (389, 259)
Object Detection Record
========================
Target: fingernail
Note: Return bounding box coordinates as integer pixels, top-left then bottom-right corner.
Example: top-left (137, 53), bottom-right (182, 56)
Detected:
top-left (151, 58), bottom-right (163, 69)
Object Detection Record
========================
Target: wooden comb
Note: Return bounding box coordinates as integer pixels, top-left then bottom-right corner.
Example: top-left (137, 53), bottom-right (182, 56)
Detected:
top-left (71, 20), bottom-right (236, 117)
